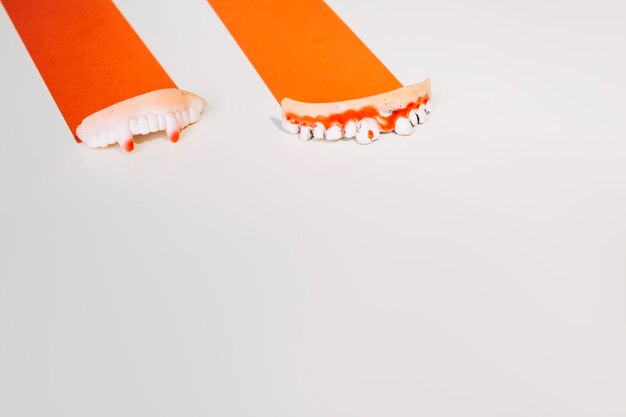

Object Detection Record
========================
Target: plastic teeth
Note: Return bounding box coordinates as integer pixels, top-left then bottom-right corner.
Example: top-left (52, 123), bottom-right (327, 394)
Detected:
top-left (165, 113), bottom-right (180, 143)
top-left (299, 126), bottom-right (312, 141)
top-left (344, 120), bottom-right (357, 138)
top-left (326, 124), bottom-right (342, 141)
top-left (416, 102), bottom-right (430, 124)
top-left (356, 118), bottom-right (380, 144)
top-left (313, 122), bottom-right (325, 139)
top-left (394, 117), bottom-right (413, 136)
top-left (98, 130), bottom-right (107, 147)
top-left (137, 115), bottom-right (150, 135)
top-left (80, 106), bottom-right (201, 152)
top-left (282, 101), bottom-right (431, 144)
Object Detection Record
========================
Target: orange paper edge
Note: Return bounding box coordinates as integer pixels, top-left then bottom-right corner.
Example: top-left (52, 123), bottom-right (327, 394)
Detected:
top-left (208, 0), bottom-right (402, 104)
top-left (2, 0), bottom-right (176, 141)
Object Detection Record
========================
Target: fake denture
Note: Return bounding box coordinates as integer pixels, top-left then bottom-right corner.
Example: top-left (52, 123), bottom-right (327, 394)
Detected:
top-left (281, 79), bottom-right (431, 144)
top-left (76, 89), bottom-right (206, 152)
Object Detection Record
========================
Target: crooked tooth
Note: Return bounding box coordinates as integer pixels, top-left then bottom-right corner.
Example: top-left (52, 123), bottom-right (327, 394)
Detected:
top-left (137, 115), bottom-right (150, 134)
top-left (344, 120), bottom-right (357, 138)
top-left (394, 117), bottom-right (413, 135)
top-left (355, 118), bottom-right (380, 144)
top-left (408, 109), bottom-right (417, 126)
top-left (299, 126), bottom-right (312, 141)
top-left (282, 119), bottom-right (300, 134)
top-left (313, 122), bottom-right (325, 139)
top-left (326, 124), bottom-right (342, 141)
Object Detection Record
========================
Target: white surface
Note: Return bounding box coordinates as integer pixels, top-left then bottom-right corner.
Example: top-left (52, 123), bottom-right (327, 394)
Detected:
top-left (1, 0), bottom-right (625, 415)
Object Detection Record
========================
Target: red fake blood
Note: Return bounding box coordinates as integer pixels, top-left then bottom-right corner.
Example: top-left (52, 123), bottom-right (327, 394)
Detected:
top-left (170, 131), bottom-right (180, 143)
top-left (124, 140), bottom-right (134, 152)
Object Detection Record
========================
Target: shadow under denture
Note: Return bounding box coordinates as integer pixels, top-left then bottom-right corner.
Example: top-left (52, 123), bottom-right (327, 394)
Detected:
top-left (132, 131), bottom-right (171, 145)
top-left (270, 117), bottom-right (287, 133)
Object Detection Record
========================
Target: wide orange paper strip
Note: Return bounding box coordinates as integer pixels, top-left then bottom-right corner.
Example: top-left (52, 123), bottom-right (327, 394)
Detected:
top-left (1, 0), bottom-right (176, 141)
top-left (207, 0), bottom-right (402, 103)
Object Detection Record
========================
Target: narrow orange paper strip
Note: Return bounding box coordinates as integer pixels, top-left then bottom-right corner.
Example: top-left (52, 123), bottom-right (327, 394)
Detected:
top-left (207, 0), bottom-right (402, 104)
top-left (1, 0), bottom-right (176, 141)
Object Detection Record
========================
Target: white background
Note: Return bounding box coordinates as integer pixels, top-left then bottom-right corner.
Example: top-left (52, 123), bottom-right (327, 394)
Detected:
top-left (1, 0), bottom-right (625, 415)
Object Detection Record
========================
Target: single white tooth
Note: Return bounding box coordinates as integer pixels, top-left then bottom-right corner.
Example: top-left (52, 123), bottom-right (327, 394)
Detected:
top-left (299, 126), bottom-right (312, 141)
top-left (165, 113), bottom-right (180, 142)
top-left (425, 101), bottom-right (432, 113)
top-left (282, 119), bottom-right (300, 134)
top-left (367, 118), bottom-right (380, 140)
top-left (137, 115), bottom-right (150, 134)
top-left (182, 109), bottom-right (191, 126)
top-left (175, 111), bottom-right (185, 126)
top-left (394, 117), bottom-right (413, 136)
top-left (188, 106), bottom-right (201, 123)
top-left (417, 105), bottom-right (429, 124)
top-left (326, 124), bottom-right (342, 141)
top-left (84, 136), bottom-right (98, 148)
top-left (313, 122), bottom-right (325, 139)
top-left (356, 118), bottom-right (380, 144)
top-left (157, 114), bottom-right (166, 131)
top-left (116, 124), bottom-right (132, 144)
top-left (344, 120), bottom-right (357, 138)
top-left (106, 129), bottom-right (117, 144)
top-left (98, 130), bottom-right (107, 147)
top-left (147, 113), bottom-right (158, 132)
top-left (129, 118), bottom-right (140, 135)
top-left (408, 109), bottom-right (418, 126)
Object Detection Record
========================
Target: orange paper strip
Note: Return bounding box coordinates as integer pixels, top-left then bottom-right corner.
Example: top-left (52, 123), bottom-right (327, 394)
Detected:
top-left (2, 0), bottom-right (176, 141)
top-left (207, 0), bottom-right (402, 103)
